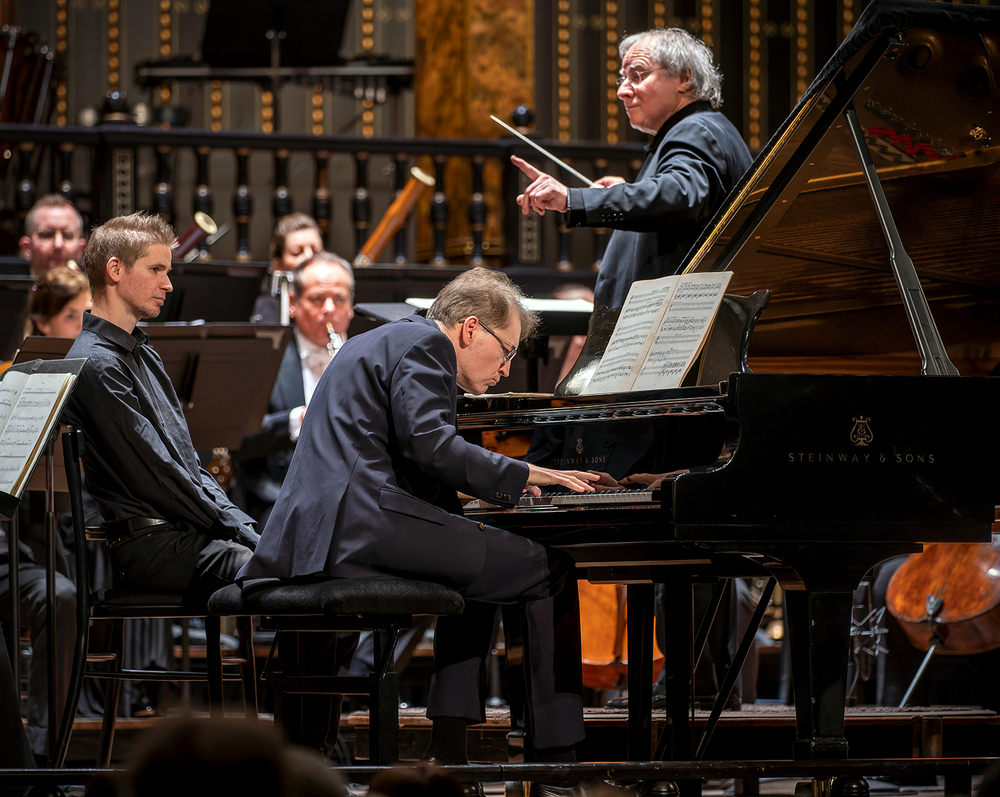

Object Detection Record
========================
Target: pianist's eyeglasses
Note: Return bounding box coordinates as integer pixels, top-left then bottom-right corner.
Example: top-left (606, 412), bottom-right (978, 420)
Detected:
top-left (476, 319), bottom-right (518, 364)
top-left (615, 66), bottom-right (665, 89)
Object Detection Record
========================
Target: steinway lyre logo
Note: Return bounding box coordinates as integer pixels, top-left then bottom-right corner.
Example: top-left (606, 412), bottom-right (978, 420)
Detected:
top-left (850, 416), bottom-right (873, 447)
top-left (575, 438), bottom-right (584, 455)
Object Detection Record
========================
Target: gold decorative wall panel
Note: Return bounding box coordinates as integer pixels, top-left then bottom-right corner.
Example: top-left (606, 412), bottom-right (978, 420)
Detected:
top-left (415, 0), bottom-right (533, 263)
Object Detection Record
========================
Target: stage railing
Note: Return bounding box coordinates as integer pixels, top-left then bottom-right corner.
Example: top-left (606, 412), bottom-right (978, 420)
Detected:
top-left (0, 122), bottom-right (645, 271)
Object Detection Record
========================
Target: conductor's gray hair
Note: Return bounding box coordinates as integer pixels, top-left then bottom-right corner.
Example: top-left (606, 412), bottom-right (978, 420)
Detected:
top-left (619, 28), bottom-right (723, 109)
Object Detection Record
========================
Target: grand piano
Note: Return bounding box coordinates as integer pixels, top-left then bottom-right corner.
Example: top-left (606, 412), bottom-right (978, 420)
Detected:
top-left (460, 0), bottom-right (1000, 763)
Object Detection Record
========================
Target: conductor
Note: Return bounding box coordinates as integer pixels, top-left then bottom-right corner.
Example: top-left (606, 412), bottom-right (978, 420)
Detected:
top-left (239, 267), bottom-right (598, 768)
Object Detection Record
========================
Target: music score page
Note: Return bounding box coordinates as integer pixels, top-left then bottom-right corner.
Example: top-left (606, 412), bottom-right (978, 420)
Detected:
top-left (580, 272), bottom-right (732, 395)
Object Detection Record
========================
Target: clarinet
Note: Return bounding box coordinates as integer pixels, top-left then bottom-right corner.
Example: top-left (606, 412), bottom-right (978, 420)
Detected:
top-left (326, 322), bottom-right (344, 358)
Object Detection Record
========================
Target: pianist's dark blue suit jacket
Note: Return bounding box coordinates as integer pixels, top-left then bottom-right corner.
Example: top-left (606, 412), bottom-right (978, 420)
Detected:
top-left (238, 314), bottom-right (529, 584)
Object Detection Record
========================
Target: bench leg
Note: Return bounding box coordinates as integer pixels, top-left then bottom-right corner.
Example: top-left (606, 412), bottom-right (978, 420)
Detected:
top-left (370, 628), bottom-right (400, 765)
top-left (236, 616), bottom-right (258, 719)
top-left (205, 615), bottom-right (224, 718)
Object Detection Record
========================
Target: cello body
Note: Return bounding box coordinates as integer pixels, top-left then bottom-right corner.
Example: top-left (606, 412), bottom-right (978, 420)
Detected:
top-left (886, 538), bottom-right (1000, 655)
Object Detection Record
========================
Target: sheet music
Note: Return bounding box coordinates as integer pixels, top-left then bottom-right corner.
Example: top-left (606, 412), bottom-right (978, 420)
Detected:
top-left (0, 370), bottom-right (29, 437)
top-left (582, 276), bottom-right (679, 394)
top-left (632, 272), bottom-right (732, 391)
top-left (0, 372), bottom-right (72, 495)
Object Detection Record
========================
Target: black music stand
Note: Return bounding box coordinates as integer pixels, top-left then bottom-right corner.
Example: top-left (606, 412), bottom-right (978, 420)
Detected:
top-left (201, 0), bottom-right (350, 68)
top-left (1, 357), bottom-right (86, 758)
top-left (142, 323), bottom-right (291, 451)
top-left (158, 262), bottom-right (267, 323)
top-left (0, 275), bottom-right (32, 360)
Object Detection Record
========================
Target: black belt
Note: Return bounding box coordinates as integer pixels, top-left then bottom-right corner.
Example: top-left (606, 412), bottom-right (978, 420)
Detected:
top-left (103, 516), bottom-right (173, 547)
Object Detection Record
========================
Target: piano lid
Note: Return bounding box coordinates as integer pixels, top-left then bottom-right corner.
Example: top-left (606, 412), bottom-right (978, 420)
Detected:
top-left (684, 0), bottom-right (1000, 376)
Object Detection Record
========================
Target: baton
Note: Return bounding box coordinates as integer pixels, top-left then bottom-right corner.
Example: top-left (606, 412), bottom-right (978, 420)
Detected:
top-left (490, 115), bottom-right (596, 187)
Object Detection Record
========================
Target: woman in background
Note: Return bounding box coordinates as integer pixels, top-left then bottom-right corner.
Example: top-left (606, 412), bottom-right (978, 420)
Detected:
top-left (25, 266), bottom-right (91, 340)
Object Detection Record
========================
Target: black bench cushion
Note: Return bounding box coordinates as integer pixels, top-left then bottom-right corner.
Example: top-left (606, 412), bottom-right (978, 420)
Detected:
top-left (208, 576), bottom-right (465, 618)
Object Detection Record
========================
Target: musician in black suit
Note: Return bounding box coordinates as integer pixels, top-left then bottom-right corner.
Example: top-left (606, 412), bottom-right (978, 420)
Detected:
top-left (236, 252), bottom-right (354, 527)
top-left (513, 27), bottom-right (752, 310)
top-left (239, 268), bottom-right (598, 769)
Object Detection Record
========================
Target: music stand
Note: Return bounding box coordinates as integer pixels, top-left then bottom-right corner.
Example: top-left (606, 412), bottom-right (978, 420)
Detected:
top-left (201, 0), bottom-right (350, 68)
top-left (142, 323), bottom-right (290, 451)
top-left (0, 275), bottom-right (33, 360)
top-left (159, 261), bottom-right (267, 323)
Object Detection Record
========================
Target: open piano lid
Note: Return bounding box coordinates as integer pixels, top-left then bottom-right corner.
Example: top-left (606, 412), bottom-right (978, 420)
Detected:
top-left (684, 0), bottom-right (1000, 376)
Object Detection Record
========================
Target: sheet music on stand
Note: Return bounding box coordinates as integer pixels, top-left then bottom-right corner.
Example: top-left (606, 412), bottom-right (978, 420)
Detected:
top-left (0, 357), bottom-right (86, 521)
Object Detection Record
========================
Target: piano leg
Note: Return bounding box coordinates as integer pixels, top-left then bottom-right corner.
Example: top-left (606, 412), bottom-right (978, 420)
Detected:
top-left (784, 588), bottom-right (853, 759)
top-left (771, 542), bottom-right (920, 760)
top-left (626, 583), bottom-right (658, 760)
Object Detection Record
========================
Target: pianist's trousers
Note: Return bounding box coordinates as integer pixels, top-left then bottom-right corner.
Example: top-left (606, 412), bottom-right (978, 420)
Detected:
top-left (427, 528), bottom-right (585, 751)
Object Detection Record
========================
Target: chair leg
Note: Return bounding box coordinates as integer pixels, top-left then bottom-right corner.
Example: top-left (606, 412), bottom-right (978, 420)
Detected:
top-left (97, 618), bottom-right (126, 768)
top-left (205, 615), bottom-right (224, 718)
top-left (236, 616), bottom-right (258, 720)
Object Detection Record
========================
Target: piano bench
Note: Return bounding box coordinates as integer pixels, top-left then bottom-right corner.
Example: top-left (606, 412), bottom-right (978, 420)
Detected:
top-left (208, 576), bottom-right (465, 764)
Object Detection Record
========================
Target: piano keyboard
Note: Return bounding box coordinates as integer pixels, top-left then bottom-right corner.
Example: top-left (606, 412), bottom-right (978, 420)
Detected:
top-left (464, 488), bottom-right (655, 512)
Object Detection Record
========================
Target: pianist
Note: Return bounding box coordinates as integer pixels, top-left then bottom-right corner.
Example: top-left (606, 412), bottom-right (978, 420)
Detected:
top-left (513, 27), bottom-right (752, 309)
top-left (240, 267), bottom-right (598, 770)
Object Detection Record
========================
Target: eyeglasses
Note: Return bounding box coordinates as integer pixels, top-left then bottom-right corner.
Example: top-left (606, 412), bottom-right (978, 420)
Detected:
top-left (616, 65), bottom-right (665, 89)
top-left (32, 228), bottom-right (81, 242)
top-left (476, 319), bottom-right (518, 364)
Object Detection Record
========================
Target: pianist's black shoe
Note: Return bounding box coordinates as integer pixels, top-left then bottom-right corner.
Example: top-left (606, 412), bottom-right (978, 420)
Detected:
top-left (605, 680), bottom-right (666, 710)
top-left (605, 682), bottom-right (741, 711)
top-left (528, 782), bottom-right (586, 797)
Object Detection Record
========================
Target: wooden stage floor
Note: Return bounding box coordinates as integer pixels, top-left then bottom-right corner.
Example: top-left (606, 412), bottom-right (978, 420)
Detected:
top-left (346, 704), bottom-right (1000, 763)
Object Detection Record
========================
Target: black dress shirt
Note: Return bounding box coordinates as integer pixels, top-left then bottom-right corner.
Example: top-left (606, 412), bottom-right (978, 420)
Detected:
top-left (62, 312), bottom-right (253, 539)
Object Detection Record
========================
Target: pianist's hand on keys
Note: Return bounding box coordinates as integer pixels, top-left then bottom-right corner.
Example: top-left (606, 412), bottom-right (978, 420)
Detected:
top-left (525, 465), bottom-right (599, 497)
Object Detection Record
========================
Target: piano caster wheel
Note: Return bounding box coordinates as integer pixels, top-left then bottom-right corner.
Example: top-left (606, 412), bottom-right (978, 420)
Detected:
top-left (832, 778), bottom-right (869, 797)
top-left (636, 781), bottom-right (680, 797)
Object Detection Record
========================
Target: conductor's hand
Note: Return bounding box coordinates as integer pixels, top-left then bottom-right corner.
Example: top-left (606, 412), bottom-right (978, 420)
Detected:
top-left (525, 464), bottom-right (599, 497)
top-left (512, 156), bottom-right (569, 216)
top-left (593, 175), bottom-right (626, 188)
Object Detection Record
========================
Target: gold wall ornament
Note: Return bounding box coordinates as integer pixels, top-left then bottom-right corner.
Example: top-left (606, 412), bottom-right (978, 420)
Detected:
top-left (107, 0), bottom-right (120, 94)
top-left (747, 0), bottom-right (762, 151)
top-left (605, 0), bottom-right (618, 144)
top-left (414, 0), bottom-right (533, 263)
top-left (558, 0), bottom-right (571, 142)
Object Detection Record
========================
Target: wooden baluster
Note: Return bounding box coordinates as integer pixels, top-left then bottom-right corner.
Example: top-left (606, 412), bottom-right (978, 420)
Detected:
top-left (273, 148), bottom-right (292, 220)
top-left (57, 143), bottom-right (75, 203)
top-left (392, 153), bottom-right (408, 264)
top-left (431, 155), bottom-right (448, 266)
top-left (193, 146), bottom-right (212, 259)
top-left (591, 158), bottom-right (609, 271)
top-left (233, 148), bottom-right (253, 262)
top-left (353, 152), bottom-right (371, 254)
top-left (313, 150), bottom-right (332, 247)
top-left (469, 156), bottom-right (486, 266)
top-left (16, 142), bottom-right (36, 216)
top-left (153, 145), bottom-right (174, 224)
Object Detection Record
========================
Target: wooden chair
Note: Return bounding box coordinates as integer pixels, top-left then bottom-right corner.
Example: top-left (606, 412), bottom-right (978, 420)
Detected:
top-left (54, 428), bottom-right (257, 766)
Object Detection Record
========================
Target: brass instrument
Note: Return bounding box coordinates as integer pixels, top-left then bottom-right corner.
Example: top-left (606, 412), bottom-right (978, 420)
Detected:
top-left (173, 211), bottom-right (218, 260)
